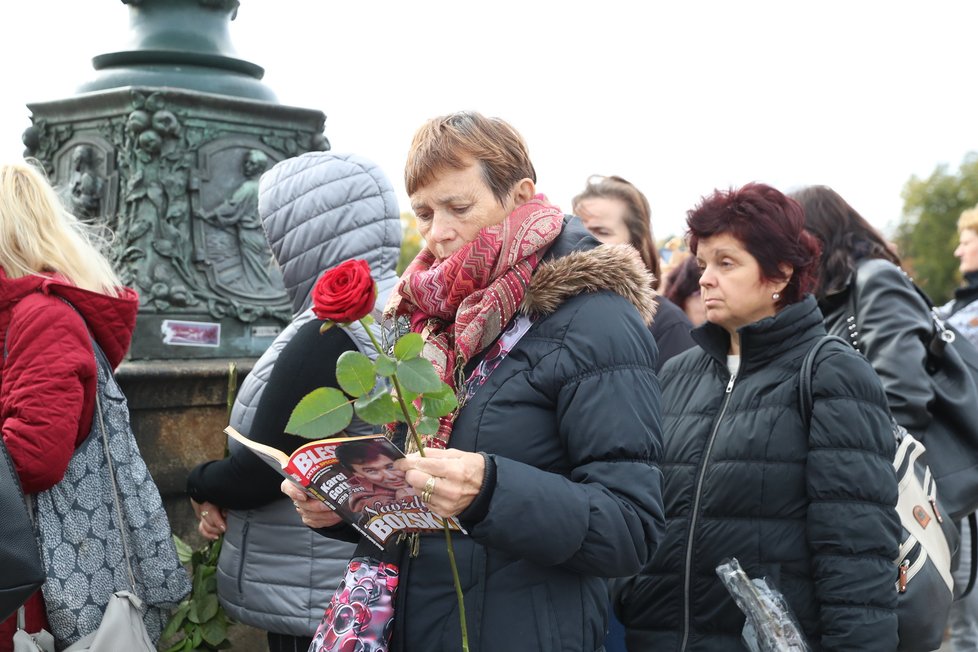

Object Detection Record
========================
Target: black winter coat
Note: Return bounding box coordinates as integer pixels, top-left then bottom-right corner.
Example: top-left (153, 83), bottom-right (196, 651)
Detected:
top-left (389, 219), bottom-right (666, 652)
top-left (613, 296), bottom-right (900, 651)
top-left (649, 296), bottom-right (695, 371)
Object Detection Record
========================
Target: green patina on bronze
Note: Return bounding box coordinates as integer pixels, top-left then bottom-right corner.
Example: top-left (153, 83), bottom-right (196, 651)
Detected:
top-left (22, 0), bottom-right (330, 360)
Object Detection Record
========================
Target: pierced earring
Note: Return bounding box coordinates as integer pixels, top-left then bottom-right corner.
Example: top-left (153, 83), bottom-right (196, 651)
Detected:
top-left (772, 292), bottom-right (781, 301)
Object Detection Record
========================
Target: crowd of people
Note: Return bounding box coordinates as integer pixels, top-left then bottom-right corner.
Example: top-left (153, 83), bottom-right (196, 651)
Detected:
top-left (3, 109), bottom-right (978, 652)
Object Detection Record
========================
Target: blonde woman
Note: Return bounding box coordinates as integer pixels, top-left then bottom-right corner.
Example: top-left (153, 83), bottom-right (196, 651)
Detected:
top-left (0, 161), bottom-right (137, 650)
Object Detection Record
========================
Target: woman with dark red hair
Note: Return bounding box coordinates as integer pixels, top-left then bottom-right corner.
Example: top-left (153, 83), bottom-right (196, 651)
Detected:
top-left (612, 183), bottom-right (900, 650)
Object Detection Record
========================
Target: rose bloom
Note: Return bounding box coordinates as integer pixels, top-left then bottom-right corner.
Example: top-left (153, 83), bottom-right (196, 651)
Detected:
top-left (312, 259), bottom-right (377, 323)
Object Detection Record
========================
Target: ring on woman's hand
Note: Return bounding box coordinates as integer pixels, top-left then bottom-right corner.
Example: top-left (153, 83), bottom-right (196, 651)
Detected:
top-left (200, 510), bottom-right (209, 519)
top-left (421, 476), bottom-right (437, 503)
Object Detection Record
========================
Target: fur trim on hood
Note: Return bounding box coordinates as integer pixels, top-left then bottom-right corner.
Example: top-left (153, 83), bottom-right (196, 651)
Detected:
top-left (521, 244), bottom-right (658, 325)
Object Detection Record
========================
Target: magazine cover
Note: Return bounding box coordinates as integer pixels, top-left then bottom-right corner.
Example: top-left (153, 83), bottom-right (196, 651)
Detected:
top-left (225, 427), bottom-right (466, 548)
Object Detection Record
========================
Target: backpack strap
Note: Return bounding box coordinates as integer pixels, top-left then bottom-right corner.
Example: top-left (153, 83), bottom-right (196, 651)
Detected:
top-left (964, 512), bottom-right (978, 598)
top-left (798, 335), bottom-right (851, 429)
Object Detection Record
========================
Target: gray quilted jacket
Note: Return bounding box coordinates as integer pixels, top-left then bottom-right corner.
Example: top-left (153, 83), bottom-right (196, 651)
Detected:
top-left (216, 152), bottom-right (401, 635)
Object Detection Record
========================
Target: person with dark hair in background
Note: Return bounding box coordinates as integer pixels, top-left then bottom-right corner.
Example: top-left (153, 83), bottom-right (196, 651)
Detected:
top-left (572, 175), bottom-right (695, 370)
top-left (614, 183), bottom-right (899, 650)
top-left (664, 254), bottom-right (706, 326)
top-left (794, 185), bottom-right (978, 651)
top-left (285, 111), bottom-right (665, 652)
top-left (792, 184), bottom-right (953, 452)
top-left (186, 152), bottom-right (402, 652)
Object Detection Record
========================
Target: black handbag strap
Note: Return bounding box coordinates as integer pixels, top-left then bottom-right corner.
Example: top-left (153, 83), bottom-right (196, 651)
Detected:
top-left (798, 336), bottom-right (851, 430)
top-left (964, 512), bottom-right (978, 599)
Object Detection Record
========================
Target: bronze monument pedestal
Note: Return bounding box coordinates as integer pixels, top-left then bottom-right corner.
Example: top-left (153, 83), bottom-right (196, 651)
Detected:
top-left (21, 2), bottom-right (334, 648)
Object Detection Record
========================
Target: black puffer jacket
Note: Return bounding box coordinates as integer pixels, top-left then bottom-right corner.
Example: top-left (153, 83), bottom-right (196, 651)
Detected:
top-left (390, 219), bottom-right (666, 652)
top-left (613, 296), bottom-right (900, 651)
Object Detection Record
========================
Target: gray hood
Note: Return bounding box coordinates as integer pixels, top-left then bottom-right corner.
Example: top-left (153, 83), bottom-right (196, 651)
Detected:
top-left (258, 151), bottom-right (402, 315)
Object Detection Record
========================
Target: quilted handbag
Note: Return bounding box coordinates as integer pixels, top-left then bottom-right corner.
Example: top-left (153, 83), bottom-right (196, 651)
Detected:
top-left (800, 335), bottom-right (960, 652)
top-left (33, 338), bottom-right (190, 648)
top-left (0, 437), bottom-right (45, 622)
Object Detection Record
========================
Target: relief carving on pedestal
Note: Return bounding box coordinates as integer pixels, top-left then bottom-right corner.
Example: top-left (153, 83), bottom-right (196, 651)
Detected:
top-left (53, 139), bottom-right (119, 224)
top-left (191, 143), bottom-right (289, 319)
top-left (24, 88), bottom-right (323, 326)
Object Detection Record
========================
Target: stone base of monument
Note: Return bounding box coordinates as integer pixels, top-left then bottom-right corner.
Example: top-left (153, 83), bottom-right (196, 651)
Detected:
top-left (118, 358), bottom-right (272, 652)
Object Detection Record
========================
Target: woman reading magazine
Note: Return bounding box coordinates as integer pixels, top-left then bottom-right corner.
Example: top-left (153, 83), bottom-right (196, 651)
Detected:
top-left (284, 111), bottom-right (666, 652)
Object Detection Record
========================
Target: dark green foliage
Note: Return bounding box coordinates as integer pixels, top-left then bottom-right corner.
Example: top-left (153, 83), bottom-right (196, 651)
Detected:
top-left (161, 537), bottom-right (232, 652)
top-left (896, 153), bottom-right (978, 303)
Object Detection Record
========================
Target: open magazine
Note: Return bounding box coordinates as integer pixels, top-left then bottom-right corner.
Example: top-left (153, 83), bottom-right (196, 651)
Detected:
top-left (225, 427), bottom-right (466, 549)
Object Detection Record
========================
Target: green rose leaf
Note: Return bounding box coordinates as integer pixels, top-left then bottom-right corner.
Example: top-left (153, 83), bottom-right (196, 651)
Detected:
top-left (193, 564), bottom-right (209, 587)
top-left (394, 333), bottom-right (424, 360)
top-left (285, 387), bottom-right (353, 439)
top-left (198, 593), bottom-right (220, 622)
top-left (336, 350), bottom-right (376, 397)
top-left (187, 598), bottom-right (202, 625)
top-left (421, 384), bottom-right (459, 418)
top-left (161, 602), bottom-right (189, 639)
top-left (206, 538), bottom-right (222, 564)
top-left (319, 320), bottom-right (335, 334)
top-left (200, 613), bottom-right (228, 645)
top-left (375, 354), bottom-right (397, 377)
top-left (354, 391), bottom-right (402, 425)
top-left (172, 535), bottom-right (193, 564)
top-left (396, 357), bottom-right (442, 394)
top-left (416, 416), bottom-right (441, 435)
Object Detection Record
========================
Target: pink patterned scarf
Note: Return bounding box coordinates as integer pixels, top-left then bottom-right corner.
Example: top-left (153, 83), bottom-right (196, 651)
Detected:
top-left (385, 195), bottom-right (564, 449)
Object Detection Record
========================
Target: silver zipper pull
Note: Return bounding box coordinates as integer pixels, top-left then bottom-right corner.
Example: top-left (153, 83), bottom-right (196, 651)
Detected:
top-left (726, 375), bottom-right (736, 393)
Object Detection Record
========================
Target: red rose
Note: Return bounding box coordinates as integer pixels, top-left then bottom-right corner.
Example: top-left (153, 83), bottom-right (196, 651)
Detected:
top-left (312, 259), bottom-right (377, 323)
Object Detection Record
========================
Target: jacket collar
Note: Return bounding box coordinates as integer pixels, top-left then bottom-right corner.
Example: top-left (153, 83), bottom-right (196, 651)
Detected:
top-left (520, 217), bottom-right (658, 325)
top-left (954, 271), bottom-right (978, 307)
top-left (691, 294), bottom-right (826, 372)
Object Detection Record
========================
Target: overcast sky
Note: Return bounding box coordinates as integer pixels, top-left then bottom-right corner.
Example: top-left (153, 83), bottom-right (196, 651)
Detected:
top-left (1, 1), bottom-right (975, 241)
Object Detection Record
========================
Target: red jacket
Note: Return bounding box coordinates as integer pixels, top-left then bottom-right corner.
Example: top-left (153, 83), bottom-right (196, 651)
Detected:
top-left (0, 270), bottom-right (137, 649)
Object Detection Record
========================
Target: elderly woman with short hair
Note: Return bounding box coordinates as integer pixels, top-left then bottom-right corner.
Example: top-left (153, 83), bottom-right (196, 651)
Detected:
top-left (286, 111), bottom-right (665, 652)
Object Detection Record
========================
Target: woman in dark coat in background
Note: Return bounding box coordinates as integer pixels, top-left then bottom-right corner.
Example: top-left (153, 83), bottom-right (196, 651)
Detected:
top-left (794, 185), bottom-right (978, 651)
top-left (572, 175), bottom-right (696, 370)
top-left (614, 183), bottom-right (899, 650)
